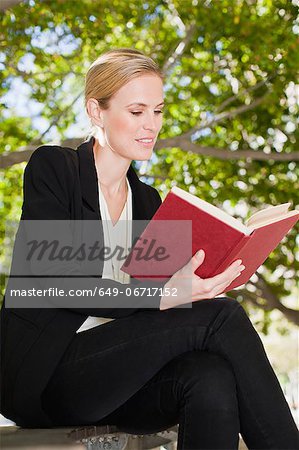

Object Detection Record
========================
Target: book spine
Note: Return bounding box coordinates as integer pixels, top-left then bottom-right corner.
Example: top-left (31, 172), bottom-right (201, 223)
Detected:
top-left (209, 233), bottom-right (251, 276)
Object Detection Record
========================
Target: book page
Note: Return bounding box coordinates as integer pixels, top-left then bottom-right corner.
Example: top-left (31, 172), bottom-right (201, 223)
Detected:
top-left (171, 186), bottom-right (250, 235)
top-left (248, 210), bottom-right (299, 230)
top-left (246, 203), bottom-right (291, 228)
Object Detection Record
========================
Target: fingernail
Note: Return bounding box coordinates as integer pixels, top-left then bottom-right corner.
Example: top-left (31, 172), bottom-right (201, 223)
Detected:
top-left (196, 250), bottom-right (204, 258)
top-left (235, 259), bottom-right (242, 264)
top-left (240, 265), bottom-right (245, 271)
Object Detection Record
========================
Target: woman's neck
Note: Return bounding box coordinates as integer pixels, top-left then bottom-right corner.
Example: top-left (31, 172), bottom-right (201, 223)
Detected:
top-left (93, 138), bottom-right (131, 197)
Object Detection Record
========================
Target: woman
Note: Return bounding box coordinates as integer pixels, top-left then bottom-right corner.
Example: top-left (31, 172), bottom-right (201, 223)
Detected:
top-left (1, 48), bottom-right (298, 450)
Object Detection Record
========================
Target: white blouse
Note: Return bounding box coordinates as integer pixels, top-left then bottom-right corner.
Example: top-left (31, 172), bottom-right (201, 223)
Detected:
top-left (76, 178), bottom-right (132, 333)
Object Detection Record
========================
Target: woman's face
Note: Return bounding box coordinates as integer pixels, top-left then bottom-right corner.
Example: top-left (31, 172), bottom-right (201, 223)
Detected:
top-left (93, 74), bottom-right (164, 161)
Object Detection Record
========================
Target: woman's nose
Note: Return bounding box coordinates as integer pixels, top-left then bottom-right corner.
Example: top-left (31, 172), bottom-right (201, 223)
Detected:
top-left (143, 112), bottom-right (158, 131)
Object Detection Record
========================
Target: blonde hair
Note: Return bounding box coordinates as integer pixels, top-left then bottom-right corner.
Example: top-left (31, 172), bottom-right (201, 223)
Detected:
top-left (84, 48), bottom-right (164, 135)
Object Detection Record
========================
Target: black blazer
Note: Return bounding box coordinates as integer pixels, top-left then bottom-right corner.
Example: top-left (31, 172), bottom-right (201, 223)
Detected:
top-left (0, 137), bottom-right (164, 427)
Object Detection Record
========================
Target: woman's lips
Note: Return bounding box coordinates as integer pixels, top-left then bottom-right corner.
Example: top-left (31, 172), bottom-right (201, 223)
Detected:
top-left (135, 138), bottom-right (155, 147)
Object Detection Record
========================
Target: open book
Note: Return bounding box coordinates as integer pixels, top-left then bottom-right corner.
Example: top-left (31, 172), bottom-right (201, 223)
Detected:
top-left (171, 187), bottom-right (298, 234)
top-left (121, 186), bottom-right (299, 292)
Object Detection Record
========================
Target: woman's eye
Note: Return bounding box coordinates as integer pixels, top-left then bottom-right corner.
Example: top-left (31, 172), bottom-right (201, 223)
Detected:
top-left (130, 110), bottom-right (164, 116)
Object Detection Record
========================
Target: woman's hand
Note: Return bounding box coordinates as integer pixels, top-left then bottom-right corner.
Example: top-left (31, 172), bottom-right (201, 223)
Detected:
top-left (160, 250), bottom-right (245, 310)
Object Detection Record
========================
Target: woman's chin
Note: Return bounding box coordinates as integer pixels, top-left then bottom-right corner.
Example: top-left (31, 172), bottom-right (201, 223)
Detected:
top-left (132, 149), bottom-right (153, 161)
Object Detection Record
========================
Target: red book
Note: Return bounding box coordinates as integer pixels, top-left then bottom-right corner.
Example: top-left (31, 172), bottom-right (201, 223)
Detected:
top-left (121, 186), bottom-right (299, 292)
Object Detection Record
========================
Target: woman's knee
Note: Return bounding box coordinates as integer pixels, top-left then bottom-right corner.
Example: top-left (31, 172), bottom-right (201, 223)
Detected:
top-left (172, 351), bottom-right (238, 412)
top-left (209, 296), bottom-right (241, 313)
top-left (191, 297), bottom-right (242, 323)
top-left (199, 297), bottom-right (251, 336)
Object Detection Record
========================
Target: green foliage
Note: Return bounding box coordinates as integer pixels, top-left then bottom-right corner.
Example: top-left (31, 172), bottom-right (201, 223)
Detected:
top-left (0, 0), bottom-right (298, 328)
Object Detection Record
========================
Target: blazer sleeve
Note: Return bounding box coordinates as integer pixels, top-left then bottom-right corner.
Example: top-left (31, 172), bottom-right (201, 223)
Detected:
top-left (16, 145), bottom-right (168, 318)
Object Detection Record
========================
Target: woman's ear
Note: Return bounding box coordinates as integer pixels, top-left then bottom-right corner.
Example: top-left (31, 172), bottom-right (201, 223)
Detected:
top-left (86, 98), bottom-right (104, 128)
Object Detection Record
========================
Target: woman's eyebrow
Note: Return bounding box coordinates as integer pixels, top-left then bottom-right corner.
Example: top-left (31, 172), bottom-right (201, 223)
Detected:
top-left (126, 102), bottom-right (165, 107)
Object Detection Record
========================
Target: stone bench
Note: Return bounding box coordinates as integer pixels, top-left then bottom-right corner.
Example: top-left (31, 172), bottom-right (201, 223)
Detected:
top-left (0, 424), bottom-right (178, 449)
top-left (68, 424), bottom-right (179, 449)
top-left (1, 423), bottom-right (248, 449)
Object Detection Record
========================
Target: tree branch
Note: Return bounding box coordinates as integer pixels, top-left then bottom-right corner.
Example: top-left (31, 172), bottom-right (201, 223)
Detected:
top-left (30, 90), bottom-right (82, 145)
top-left (215, 72), bottom-right (278, 114)
top-left (184, 95), bottom-right (266, 139)
top-left (0, 0), bottom-right (23, 12)
top-left (1, 135), bottom-right (298, 169)
top-left (162, 21), bottom-right (197, 74)
top-left (5, 64), bottom-right (83, 80)
top-left (155, 137), bottom-right (299, 161)
top-left (229, 279), bottom-right (299, 326)
top-left (0, 138), bottom-right (82, 168)
top-left (163, 0), bottom-right (185, 33)
top-left (255, 273), bottom-right (299, 326)
top-left (229, 288), bottom-right (266, 308)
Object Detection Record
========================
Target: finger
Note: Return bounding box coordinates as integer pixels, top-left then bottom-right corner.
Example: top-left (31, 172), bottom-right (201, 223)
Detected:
top-left (212, 269), bottom-right (244, 294)
top-left (193, 264), bottom-right (244, 296)
top-left (213, 274), bottom-right (241, 297)
top-left (216, 265), bottom-right (246, 293)
top-left (191, 249), bottom-right (205, 271)
top-left (209, 260), bottom-right (245, 287)
top-left (192, 270), bottom-right (242, 301)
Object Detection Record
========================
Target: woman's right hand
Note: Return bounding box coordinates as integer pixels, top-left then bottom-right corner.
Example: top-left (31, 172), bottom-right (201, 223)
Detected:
top-left (160, 250), bottom-right (245, 310)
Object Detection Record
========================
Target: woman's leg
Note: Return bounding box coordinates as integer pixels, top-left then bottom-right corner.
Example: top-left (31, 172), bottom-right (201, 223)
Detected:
top-left (41, 298), bottom-right (299, 449)
top-left (205, 301), bottom-right (299, 449)
top-left (97, 351), bottom-right (240, 450)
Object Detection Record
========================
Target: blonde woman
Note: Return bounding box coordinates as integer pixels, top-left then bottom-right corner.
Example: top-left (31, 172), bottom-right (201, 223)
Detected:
top-left (1, 49), bottom-right (298, 450)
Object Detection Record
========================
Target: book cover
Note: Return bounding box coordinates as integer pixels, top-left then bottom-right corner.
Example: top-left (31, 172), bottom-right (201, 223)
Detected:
top-left (121, 188), bottom-right (299, 291)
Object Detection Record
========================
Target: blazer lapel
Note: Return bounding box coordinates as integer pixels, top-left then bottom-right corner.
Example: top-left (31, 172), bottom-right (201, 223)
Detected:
top-left (75, 137), bottom-right (159, 277)
top-left (76, 137), bottom-right (101, 218)
top-left (76, 136), bottom-right (153, 221)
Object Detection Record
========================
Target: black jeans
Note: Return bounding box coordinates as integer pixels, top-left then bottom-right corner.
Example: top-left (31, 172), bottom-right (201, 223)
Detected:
top-left (41, 298), bottom-right (299, 449)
